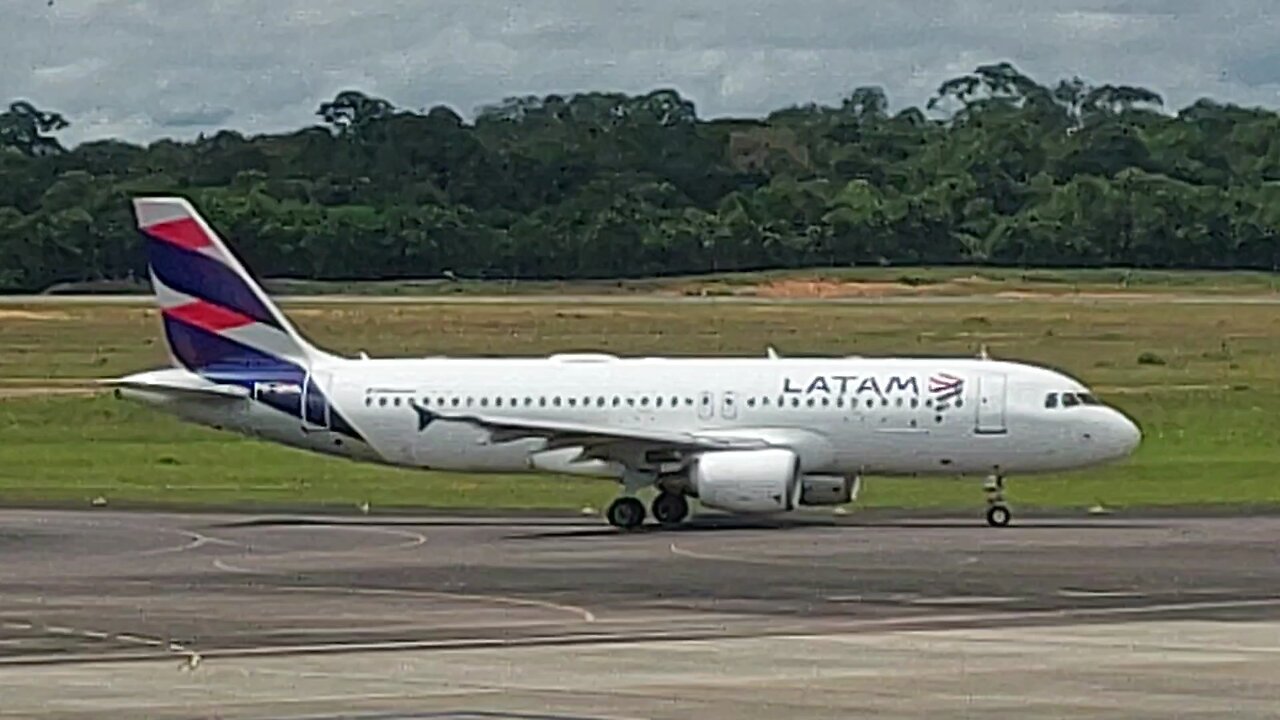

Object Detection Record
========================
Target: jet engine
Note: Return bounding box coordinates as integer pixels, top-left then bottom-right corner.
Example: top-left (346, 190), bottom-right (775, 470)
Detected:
top-left (689, 448), bottom-right (801, 513)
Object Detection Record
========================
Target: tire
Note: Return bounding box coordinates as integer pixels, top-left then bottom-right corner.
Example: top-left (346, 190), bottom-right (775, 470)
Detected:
top-left (606, 497), bottom-right (646, 529)
top-left (986, 504), bottom-right (1012, 528)
top-left (651, 492), bottom-right (690, 526)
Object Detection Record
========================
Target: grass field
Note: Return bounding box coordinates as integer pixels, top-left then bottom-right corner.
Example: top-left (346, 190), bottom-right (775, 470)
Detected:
top-left (2, 294), bottom-right (1279, 514)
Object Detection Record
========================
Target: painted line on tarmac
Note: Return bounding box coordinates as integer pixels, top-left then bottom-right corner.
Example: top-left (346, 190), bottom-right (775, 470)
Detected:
top-left (206, 565), bottom-right (597, 624)
top-left (7, 596), bottom-right (1279, 668)
top-left (1057, 588), bottom-right (1146, 599)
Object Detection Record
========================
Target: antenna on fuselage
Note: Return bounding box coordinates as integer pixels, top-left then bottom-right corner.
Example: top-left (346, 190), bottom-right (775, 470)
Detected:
top-left (766, 346), bottom-right (781, 360)
top-left (977, 344), bottom-right (991, 360)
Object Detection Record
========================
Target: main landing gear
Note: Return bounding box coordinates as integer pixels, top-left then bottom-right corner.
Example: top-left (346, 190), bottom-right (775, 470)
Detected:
top-left (605, 492), bottom-right (690, 530)
top-left (606, 484), bottom-right (696, 530)
top-left (651, 492), bottom-right (690, 526)
top-left (606, 497), bottom-right (646, 530)
top-left (984, 474), bottom-right (1012, 527)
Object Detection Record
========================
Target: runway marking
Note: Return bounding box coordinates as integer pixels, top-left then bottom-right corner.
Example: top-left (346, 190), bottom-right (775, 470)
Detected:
top-left (206, 561), bottom-right (598, 625)
top-left (272, 585), bottom-right (598, 624)
top-left (138, 531), bottom-right (242, 556)
top-left (5, 597), bottom-right (1280, 667)
top-left (1057, 588), bottom-right (1146, 599)
top-left (908, 596), bottom-right (1024, 606)
top-left (209, 525), bottom-right (428, 569)
top-left (113, 634), bottom-right (165, 647)
top-left (668, 542), bottom-right (792, 566)
top-left (0, 617), bottom-right (200, 665)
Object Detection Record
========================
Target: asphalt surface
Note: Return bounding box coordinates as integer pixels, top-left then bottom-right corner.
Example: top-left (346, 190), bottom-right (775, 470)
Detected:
top-left (2, 509), bottom-right (1279, 719)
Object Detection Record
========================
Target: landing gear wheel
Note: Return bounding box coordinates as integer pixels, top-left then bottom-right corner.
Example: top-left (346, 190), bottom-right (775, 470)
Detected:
top-left (606, 497), bottom-right (646, 530)
top-left (986, 504), bottom-right (1012, 527)
top-left (982, 474), bottom-right (1011, 527)
top-left (651, 492), bottom-right (689, 526)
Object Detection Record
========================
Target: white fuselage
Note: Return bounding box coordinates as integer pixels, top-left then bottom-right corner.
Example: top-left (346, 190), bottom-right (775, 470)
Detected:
top-left (127, 354), bottom-right (1141, 480)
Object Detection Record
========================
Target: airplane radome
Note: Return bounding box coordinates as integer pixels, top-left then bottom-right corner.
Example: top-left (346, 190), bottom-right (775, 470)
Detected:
top-left (110, 197), bottom-right (1143, 530)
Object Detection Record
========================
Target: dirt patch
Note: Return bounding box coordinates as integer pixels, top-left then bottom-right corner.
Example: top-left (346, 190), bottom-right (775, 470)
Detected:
top-left (753, 279), bottom-right (918, 299)
top-left (0, 309), bottom-right (72, 321)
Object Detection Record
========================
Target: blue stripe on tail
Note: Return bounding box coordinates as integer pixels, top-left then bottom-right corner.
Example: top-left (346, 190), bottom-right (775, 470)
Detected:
top-left (146, 236), bottom-right (282, 331)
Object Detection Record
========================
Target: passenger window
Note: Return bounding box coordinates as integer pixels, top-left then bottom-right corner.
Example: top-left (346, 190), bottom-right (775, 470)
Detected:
top-left (656, 397), bottom-right (664, 407)
top-left (747, 398), bottom-right (756, 408)
top-left (806, 398), bottom-right (815, 407)
top-left (612, 397), bottom-right (620, 406)
top-left (1044, 393), bottom-right (1058, 409)
top-left (553, 397), bottom-right (561, 407)
top-left (821, 397), bottom-right (830, 407)
top-left (568, 398), bottom-right (576, 407)
top-left (480, 398), bottom-right (488, 407)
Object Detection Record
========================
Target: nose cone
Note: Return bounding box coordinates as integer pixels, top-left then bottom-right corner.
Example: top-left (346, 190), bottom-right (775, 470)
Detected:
top-left (1107, 409), bottom-right (1142, 459)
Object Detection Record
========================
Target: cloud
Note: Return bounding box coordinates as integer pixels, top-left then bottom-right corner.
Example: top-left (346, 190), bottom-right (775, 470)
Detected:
top-left (4, 0), bottom-right (1280, 146)
top-left (153, 104), bottom-right (234, 128)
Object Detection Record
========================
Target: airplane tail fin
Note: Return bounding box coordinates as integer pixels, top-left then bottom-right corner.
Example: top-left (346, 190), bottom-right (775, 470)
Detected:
top-left (132, 196), bottom-right (328, 375)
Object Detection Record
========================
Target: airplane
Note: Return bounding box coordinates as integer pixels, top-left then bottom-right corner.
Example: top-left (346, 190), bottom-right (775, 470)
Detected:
top-left (110, 197), bottom-right (1143, 530)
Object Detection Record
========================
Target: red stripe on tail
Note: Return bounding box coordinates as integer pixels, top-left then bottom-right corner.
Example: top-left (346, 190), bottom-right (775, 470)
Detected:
top-left (144, 218), bottom-right (213, 251)
top-left (163, 300), bottom-right (256, 333)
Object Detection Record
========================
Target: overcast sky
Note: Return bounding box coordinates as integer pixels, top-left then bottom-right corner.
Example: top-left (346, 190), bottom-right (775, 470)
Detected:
top-left (6, 0), bottom-right (1280, 146)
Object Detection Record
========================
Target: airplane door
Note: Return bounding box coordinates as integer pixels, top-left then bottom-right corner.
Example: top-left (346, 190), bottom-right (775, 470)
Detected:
top-left (697, 391), bottom-right (714, 421)
top-left (721, 391), bottom-right (738, 420)
top-left (975, 373), bottom-right (1008, 435)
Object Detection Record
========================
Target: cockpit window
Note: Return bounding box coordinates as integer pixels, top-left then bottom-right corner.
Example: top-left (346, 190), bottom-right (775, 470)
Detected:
top-left (1044, 393), bottom-right (1059, 409)
top-left (1078, 393), bottom-right (1101, 405)
top-left (1061, 392), bottom-right (1081, 407)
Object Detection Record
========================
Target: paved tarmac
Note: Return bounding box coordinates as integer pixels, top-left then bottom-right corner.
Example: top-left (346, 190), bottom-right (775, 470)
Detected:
top-left (2, 509), bottom-right (1279, 719)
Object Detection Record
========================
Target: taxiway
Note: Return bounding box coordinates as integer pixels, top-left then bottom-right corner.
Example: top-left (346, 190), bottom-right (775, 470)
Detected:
top-left (1, 509), bottom-right (1278, 719)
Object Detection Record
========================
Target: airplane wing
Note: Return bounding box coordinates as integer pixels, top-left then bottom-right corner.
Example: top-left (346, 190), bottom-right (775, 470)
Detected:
top-left (414, 403), bottom-right (770, 456)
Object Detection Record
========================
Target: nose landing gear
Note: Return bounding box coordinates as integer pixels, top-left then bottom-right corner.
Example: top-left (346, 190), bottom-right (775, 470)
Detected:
top-left (984, 474), bottom-right (1011, 527)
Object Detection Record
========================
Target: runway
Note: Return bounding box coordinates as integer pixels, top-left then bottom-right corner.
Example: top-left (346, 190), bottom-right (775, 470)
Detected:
top-left (2, 510), bottom-right (1279, 718)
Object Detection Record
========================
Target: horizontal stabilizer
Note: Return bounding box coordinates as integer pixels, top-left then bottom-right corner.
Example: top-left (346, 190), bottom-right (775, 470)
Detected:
top-left (102, 374), bottom-right (250, 401)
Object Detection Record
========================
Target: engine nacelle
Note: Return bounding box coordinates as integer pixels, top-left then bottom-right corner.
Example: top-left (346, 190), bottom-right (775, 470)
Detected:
top-left (798, 474), bottom-right (858, 506)
top-left (690, 448), bottom-right (801, 514)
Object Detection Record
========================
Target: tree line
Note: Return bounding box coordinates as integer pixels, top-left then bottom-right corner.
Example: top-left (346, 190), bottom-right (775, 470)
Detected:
top-left (3, 62), bottom-right (1280, 293)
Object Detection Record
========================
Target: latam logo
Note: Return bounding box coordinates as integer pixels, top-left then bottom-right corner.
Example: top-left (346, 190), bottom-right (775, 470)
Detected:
top-left (782, 372), bottom-right (967, 404)
top-left (928, 373), bottom-right (965, 404)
